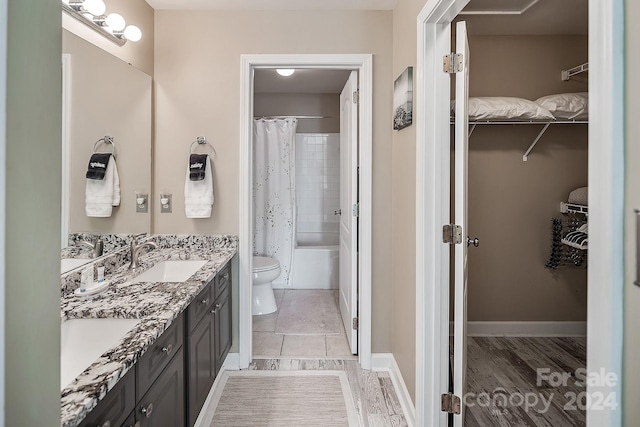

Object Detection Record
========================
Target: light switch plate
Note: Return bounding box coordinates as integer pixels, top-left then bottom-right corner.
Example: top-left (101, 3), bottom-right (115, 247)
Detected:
top-left (160, 194), bottom-right (172, 213)
top-left (136, 194), bottom-right (148, 213)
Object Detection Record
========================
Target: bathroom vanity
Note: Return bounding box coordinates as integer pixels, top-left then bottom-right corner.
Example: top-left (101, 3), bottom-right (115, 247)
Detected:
top-left (61, 235), bottom-right (236, 427)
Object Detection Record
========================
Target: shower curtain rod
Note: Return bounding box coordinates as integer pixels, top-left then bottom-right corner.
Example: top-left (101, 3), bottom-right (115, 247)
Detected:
top-left (253, 115), bottom-right (336, 120)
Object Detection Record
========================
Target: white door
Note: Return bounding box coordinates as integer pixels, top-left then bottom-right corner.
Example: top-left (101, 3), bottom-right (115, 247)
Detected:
top-left (339, 71), bottom-right (358, 354)
top-left (453, 20), bottom-right (470, 427)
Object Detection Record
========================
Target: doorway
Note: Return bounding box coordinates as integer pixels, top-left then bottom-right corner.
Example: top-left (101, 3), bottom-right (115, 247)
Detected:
top-left (238, 54), bottom-right (374, 370)
top-left (250, 68), bottom-right (357, 358)
top-left (415, 0), bottom-right (623, 426)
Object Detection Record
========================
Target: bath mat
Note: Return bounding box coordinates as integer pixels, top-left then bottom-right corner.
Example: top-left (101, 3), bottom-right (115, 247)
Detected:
top-left (207, 370), bottom-right (359, 427)
top-left (275, 290), bottom-right (343, 335)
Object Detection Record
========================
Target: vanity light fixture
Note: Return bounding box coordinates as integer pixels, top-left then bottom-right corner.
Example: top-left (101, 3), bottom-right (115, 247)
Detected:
top-left (276, 69), bottom-right (296, 77)
top-left (62, 0), bottom-right (142, 47)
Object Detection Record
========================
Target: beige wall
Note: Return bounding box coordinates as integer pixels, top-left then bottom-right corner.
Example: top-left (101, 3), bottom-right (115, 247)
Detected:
top-left (154, 10), bottom-right (393, 352)
top-left (62, 0), bottom-right (155, 76)
top-left (63, 30), bottom-right (152, 237)
top-left (254, 93), bottom-right (340, 133)
top-left (5, 0), bottom-right (62, 424)
top-left (466, 36), bottom-right (588, 322)
top-left (624, 0), bottom-right (640, 422)
top-left (391, 0), bottom-right (425, 404)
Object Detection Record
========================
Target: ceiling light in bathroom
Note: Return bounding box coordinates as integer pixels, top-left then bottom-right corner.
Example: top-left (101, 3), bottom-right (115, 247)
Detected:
top-left (277, 69), bottom-right (296, 77)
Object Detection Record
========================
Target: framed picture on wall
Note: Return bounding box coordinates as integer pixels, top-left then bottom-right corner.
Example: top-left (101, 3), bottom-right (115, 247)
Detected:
top-left (393, 66), bottom-right (413, 130)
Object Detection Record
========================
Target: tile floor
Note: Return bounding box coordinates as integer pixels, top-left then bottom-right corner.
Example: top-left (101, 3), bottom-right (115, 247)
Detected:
top-left (252, 289), bottom-right (355, 358)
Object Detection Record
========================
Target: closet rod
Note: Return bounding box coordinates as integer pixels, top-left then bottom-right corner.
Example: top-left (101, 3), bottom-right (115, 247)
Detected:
top-left (561, 62), bottom-right (588, 81)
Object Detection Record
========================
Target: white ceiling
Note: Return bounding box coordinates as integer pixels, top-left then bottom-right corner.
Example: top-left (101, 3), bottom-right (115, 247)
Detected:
top-left (457, 0), bottom-right (588, 35)
top-left (145, 0), bottom-right (396, 10)
top-left (254, 69), bottom-right (351, 94)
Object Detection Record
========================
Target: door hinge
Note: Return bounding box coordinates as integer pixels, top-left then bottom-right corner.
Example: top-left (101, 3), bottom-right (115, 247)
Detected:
top-left (353, 90), bottom-right (360, 104)
top-left (352, 202), bottom-right (360, 217)
top-left (443, 53), bottom-right (463, 73)
top-left (352, 317), bottom-right (359, 330)
top-left (443, 224), bottom-right (462, 244)
top-left (441, 393), bottom-right (461, 414)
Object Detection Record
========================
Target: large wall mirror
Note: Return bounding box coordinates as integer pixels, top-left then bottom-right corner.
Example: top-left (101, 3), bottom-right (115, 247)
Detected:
top-left (61, 29), bottom-right (152, 264)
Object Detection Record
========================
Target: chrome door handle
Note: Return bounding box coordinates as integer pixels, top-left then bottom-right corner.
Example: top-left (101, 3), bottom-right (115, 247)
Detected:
top-left (334, 209), bottom-right (341, 216)
top-left (201, 298), bottom-right (209, 305)
top-left (467, 237), bottom-right (479, 247)
top-left (211, 303), bottom-right (221, 315)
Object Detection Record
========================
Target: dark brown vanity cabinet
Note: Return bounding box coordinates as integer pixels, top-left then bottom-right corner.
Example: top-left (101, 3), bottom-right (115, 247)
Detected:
top-left (186, 261), bottom-right (232, 426)
top-left (77, 259), bottom-right (233, 427)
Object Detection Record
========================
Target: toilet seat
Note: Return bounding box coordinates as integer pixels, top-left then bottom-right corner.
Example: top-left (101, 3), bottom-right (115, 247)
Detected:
top-left (252, 256), bottom-right (280, 273)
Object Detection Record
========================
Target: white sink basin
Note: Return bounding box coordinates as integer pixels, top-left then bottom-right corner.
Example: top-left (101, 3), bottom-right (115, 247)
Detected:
top-left (60, 258), bottom-right (91, 274)
top-left (60, 318), bottom-right (140, 390)
top-left (133, 260), bottom-right (208, 283)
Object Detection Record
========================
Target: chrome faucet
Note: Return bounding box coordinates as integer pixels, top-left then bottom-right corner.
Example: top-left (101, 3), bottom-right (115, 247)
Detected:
top-left (77, 238), bottom-right (104, 258)
top-left (129, 238), bottom-right (158, 269)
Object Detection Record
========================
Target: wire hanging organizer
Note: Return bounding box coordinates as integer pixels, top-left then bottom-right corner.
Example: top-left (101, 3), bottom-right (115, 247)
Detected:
top-left (93, 136), bottom-right (116, 158)
top-left (189, 136), bottom-right (216, 157)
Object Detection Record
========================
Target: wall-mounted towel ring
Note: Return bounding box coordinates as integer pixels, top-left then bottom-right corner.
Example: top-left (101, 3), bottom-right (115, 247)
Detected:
top-left (93, 136), bottom-right (116, 159)
top-left (189, 136), bottom-right (216, 158)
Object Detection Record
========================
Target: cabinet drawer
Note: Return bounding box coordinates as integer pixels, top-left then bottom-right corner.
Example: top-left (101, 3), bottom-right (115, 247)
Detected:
top-left (78, 367), bottom-right (135, 427)
top-left (137, 313), bottom-right (184, 399)
top-left (213, 262), bottom-right (231, 301)
top-left (137, 347), bottom-right (185, 427)
top-left (187, 280), bottom-right (213, 334)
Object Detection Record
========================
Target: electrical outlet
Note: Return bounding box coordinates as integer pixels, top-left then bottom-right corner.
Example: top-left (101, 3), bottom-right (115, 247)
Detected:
top-left (136, 194), bottom-right (148, 213)
top-left (160, 194), bottom-right (172, 213)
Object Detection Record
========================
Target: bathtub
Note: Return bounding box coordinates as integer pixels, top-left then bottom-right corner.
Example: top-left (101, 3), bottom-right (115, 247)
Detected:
top-left (278, 224), bottom-right (339, 290)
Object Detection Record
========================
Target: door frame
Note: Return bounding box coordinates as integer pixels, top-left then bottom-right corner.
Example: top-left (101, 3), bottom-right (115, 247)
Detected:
top-left (239, 54), bottom-right (373, 369)
top-left (415, 1), bottom-right (624, 426)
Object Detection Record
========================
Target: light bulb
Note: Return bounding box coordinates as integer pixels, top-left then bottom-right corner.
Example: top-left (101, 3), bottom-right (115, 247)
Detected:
top-left (82, 0), bottom-right (105, 16)
top-left (105, 13), bottom-right (126, 31)
top-left (276, 69), bottom-right (295, 77)
top-left (124, 25), bottom-right (142, 42)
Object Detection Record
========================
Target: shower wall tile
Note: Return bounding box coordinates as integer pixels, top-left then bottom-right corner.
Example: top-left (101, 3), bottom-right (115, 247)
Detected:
top-left (296, 133), bottom-right (340, 229)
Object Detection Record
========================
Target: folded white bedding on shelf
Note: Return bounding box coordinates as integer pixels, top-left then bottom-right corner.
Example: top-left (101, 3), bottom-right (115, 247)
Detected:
top-left (451, 93), bottom-right (588, 121)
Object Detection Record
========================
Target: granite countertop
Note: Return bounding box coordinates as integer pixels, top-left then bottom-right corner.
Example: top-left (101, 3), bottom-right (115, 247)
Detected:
top-left (60, 237), bottom-right (237, 427)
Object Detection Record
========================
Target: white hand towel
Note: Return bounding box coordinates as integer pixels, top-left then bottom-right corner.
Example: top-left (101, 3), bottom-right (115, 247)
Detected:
top-left (85, 157), bottom-right (121, 217)
top-left (185, 155), bottom-right (214, 218)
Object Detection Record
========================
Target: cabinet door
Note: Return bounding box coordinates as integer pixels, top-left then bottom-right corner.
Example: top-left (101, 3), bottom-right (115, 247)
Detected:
top-left (214, 287), bottom-right (231, 376)
top-left (122, 411), bottom-right (138, 427)
top-left (137, 347), bottom-right (185, 427)
top-left (77, 368), bottom-right (135, 427)
top-left (187, 311), bottom-right (216, 426)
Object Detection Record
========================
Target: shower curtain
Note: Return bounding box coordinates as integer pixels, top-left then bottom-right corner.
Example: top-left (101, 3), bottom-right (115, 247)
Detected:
top-left (253, 118), bottom-right (298, 285)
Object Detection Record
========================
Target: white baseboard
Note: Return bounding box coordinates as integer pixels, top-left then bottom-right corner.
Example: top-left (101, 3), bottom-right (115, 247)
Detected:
top-left (371, 353), bottom-right (415, 427)
top-left (456, 321), bottom-right (587, 337)
top-left (221, 352), bottom-right (240, 370)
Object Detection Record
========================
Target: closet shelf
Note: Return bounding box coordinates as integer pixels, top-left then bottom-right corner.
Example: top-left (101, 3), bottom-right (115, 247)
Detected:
top-left (560, 202), bottom-right (588, 216)
top-left (450, 120), bottom-right (588, 161)
top-left (562, 62), bottom-right (589, 81)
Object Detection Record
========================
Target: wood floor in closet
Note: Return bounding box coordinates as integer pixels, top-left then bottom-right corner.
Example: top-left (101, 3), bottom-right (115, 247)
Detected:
top-left (463, 336), bottom-right (587, 427)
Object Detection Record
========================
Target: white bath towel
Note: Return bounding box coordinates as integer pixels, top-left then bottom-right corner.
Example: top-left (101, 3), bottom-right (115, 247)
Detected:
top-left (185, 154), bottom-right (214, 218)
top-left (85, 156), bottom-right (120, 217)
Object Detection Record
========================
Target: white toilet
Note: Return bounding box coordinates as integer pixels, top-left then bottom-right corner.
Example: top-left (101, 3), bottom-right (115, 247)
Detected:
top-left (252, 256), bottom-right (280, 315)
